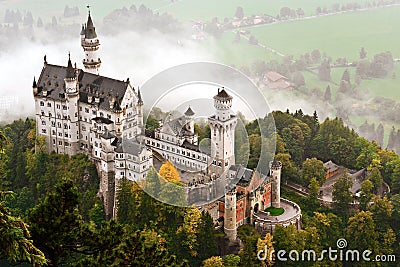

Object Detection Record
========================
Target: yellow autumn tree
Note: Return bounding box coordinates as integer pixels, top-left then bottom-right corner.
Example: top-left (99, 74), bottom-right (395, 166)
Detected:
top-left (158, 160), bottom-right (181, 183)
top-left (257, 233), bottom-right (275, 267)
top-left (202, 256), bottom-right (224, 267)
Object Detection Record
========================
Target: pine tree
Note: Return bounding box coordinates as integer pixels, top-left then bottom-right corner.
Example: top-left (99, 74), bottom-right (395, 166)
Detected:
top-left (0, 191), bottom-right (47, 265)
top-left (324, 85), bottom-right (331, 101)
top-left (376, 123), bottom-right (384, 147)
top-left (197, 211), bottom-right (217, 263)
top-left (341, 69), bottom-right (351, 83)
top-left (116, 177), bottom-right (135, 224)
top-left (332, 173), bottom-right (353, 218)
top-left (27, 179), bottom-right (88, 266)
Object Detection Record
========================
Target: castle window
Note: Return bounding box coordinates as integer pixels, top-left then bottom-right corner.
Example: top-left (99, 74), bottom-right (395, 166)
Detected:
top-left (41, 129), bottom-right (46, 134)
top-left (64, 133), bottom-right (68, 138)
top-left (107, 114), bottom-right (111, 119)
top-left (58, 122), bottom-right (61, 128)
top-left (51, 121), bottom-right (55, 127)
top-left (42, 121), bottom-right (46, 125)
top-left (57, 104), bottom-right (60, 109)
top-left (47, 103), bottom-right (51, 107)
top-left (92, 110), bottom-right (96, 115)
top-left (40, 101), bottom-right (44, 106)
top-left (52, 130), bottom-right (55, 135)
top-left (120, 171), bottom-right (124, 176)
top-left (49, 112), bottom-right (52, 117)
top-left (58, 132), bottom-right (62, 137)
top-left (63, 105), bottom-right (67, 110)
top-left (53, 139), bottom-right (56, 144)
top-left (100, 112), bottom-right (103, 117)
top-left (85, 108), bottom-right (89, 113)
top-left (79, 107), bottom-right (82, 111)
top-left (64, 124), bottom-right (68, 129)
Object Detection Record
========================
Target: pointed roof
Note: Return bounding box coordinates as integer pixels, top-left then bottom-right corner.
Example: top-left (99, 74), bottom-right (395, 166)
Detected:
top-left (32, 76), bottom-right (37, 88)
top-left (137, 88), bottom-right (143, 105)
top-left (80, 24), bottom-right (85, 35)
top-left (66, 53), bottom-right (75, 79)
top-left (214, 88), bottom-right (232, 100)
top-left (101, 128), bottom-right (116, 139)
top-left (85, 11), bottom-right (97, 39)
top-left (184, 106), bottom-right (195, 116)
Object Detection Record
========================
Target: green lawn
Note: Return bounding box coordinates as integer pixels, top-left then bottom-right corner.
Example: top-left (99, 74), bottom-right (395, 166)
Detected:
top-left (203, 31), bottom-right (282, 67)
top-left (265, 206), bottom-right (285, 216)
top-left (249, 6), bottom-right (400, 62)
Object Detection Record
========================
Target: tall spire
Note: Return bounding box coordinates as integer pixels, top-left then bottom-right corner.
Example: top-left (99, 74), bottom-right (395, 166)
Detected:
top-left (66, 52), bottom-right (75, 79)
top-left (85, 7), bottom-right (97, 39)
top-left (32, 76), bottom-right (37, 88)
top-left (137, 88), bottom-right (143, 105)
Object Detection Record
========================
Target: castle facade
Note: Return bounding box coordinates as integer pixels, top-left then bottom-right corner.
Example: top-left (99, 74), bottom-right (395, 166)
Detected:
top-left (33, 11), bottom-right (301, 240)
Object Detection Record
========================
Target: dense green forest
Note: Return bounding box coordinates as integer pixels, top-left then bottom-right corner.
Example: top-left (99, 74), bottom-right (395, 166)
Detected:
top-left (1, 111), bottom-right (400, 266)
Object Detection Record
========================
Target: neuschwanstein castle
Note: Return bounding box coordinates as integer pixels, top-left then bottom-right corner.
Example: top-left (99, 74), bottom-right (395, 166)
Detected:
top-left (33, 11), bottom-right (301, 241)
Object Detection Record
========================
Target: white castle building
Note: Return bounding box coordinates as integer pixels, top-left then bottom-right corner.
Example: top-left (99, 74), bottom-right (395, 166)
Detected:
top-left (33, 11), bottom-right (301, 239)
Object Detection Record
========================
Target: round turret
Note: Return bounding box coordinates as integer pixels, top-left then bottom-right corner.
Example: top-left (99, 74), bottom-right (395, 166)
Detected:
top-left (224, 187), bottom-right (237, 241)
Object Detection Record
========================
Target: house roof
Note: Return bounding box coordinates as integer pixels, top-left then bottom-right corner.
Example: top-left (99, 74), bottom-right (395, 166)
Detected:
top-left (324, 160), bottom-right (339, 172)
top-left (265, 71), bottom-right (287, 82)
top-left (268, 80), bottom-right (293, 90)
top-left (36, 63), bottom-right (128, 112)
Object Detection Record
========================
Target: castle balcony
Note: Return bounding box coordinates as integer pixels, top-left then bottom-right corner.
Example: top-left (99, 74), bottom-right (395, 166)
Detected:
top-left (81, 39), bottom-right (100, 47)
top-left (83, 59), bottom-right (102, 66)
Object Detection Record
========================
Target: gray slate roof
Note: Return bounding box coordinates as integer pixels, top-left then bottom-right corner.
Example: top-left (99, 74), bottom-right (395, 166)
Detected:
top-left (164, 117), bottom-right (193, 137)
top-left (115, 138), bottom-right (145, 155)
top-left (36, 63), bottom-right (128, 112)
top-left (85, 12), bottom-right (97, 39)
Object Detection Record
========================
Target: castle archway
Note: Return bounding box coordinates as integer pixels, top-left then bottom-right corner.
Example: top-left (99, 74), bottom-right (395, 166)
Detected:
top-left (254, 203), bottom-right (259, 213)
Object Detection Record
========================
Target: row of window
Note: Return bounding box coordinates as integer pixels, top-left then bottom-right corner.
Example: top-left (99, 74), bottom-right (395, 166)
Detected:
top-left (147, 140), bottom-right (207, 162)
top-left (40, 101), bottom-right (67, 110)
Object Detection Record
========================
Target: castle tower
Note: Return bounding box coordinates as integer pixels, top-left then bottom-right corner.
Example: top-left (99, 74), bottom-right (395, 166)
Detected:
top-left (224, 187), bottom-right (237, 241)
top-left (64, 54), bottom-right (80, 155)
top-left (137, 88), bottom-right (144, 133)
top-left (114, 97), bottom-right (123, 136)
top-left (184, 106), bottom-right (195, 135)
top-left (270, 160), bottom-right (282, 208)
top-left (208, 88), bottom-right (238, 177)
top-left (81, 10), bottom-right (101, 74)
top-left (99, 129), bottom-right (116, 220)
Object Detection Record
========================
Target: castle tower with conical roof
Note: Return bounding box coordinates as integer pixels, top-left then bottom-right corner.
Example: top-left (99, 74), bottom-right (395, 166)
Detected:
top-left (81, 9), bottom-right (101, 74)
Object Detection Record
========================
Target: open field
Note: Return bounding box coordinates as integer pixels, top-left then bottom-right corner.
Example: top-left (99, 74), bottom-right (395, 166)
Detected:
top-left (159, 0), bottom-right (368, 21)
top-left (248, 6), bottom-right (400, 62)
top-left (202, 31), bottom-right (282, 67)
top-left (0, 0), bottom-right (166, 21)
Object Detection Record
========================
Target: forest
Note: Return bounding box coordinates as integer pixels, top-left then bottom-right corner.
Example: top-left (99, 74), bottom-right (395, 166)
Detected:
top-left (1, 110), bottom-right (400, 266)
